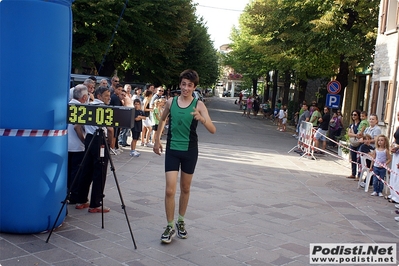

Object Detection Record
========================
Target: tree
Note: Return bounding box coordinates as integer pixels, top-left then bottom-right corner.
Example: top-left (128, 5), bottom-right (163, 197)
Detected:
top-left (71, 0), bottom-right (218, 86)
top-left (224, 0), bottom-right (378, 105)
top-left (178, 17), bottom-right (219, 87)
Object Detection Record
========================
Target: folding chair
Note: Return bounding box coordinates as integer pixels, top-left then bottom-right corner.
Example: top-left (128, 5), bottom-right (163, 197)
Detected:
top-left (357, 154), bottom-right (373, 192)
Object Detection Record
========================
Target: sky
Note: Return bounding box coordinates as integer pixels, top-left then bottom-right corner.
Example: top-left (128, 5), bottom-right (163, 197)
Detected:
top-left (192, 0), bottom-right (250, 49)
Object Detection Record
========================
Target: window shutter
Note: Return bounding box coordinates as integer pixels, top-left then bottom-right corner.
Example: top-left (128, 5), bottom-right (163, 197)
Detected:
top-left (371, 81), bottom-right (379, 114)
top-left (380, 0), bottom-right (388, 34)
top-left (396, 0), bottom-right (399, 26)
top-left (384, 80), bottom-right (395, 123)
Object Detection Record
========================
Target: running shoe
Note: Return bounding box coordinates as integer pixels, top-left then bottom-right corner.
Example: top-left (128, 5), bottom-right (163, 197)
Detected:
top-left (176, 220), bottom-right (188, 239)
top-left (129, 150), bottom-right (140, 157)
top-left (161, 225), bottom-right (176, 244)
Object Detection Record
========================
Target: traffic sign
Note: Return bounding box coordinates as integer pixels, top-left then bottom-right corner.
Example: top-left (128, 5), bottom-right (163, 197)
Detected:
top-left (327, 80), bottom-right (341, 94)
top-left (326, 94), bottom-right (341, 108)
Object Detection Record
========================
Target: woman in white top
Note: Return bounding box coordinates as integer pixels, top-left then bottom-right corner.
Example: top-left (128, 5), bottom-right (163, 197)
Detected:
top-left (362, 114), bottom-right (382, 148)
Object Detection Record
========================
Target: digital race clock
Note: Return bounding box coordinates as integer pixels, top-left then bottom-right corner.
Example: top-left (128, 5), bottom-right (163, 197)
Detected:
top-left (67, 103), bottom-right (135, 128)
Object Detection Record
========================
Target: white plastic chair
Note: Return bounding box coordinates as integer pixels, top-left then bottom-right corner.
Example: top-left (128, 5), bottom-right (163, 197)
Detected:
top-left (383, 172), bottom-right (390, 195)
top-left (357, 154), bottom-right (373, 192)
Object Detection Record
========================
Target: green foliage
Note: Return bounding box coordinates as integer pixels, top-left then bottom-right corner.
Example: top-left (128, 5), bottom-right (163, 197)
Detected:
top-left (71, 0), bottom-right (219, 87)
top-left (338, 128), bottom-right (350, 154)
top-left (223, 0), bottom-right (379, 82)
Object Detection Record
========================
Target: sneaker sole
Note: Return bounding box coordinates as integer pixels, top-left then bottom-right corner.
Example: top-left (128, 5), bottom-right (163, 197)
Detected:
top-left (177, 232), bottom-right (187, 239)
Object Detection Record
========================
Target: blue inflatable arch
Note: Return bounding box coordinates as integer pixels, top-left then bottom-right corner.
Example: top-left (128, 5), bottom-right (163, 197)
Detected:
top-left (0, 0), bottom-right (74, 233)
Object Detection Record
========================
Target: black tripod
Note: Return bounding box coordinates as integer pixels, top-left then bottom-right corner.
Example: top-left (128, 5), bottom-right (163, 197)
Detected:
top-left (46, 128), bottom-right (137, 249)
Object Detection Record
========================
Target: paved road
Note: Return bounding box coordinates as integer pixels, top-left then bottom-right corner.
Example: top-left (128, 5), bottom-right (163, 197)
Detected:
top-left (1, 97), bottom-right (398, 266)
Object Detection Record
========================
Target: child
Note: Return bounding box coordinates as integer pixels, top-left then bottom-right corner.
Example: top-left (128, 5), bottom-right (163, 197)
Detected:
top-left (246, 96), bottom-right (253, 118)
top-left (358, 134), bottom-right (375, 185)
top-left (241, 100), bottom-right (247, 117)
top-left (357, 111), bottom-right (369, 138)
top-left (151, 99), bottom-right (161, 142)
top-left (279, 105), bottom-right (287, 131)
top-left (159, 97), bottom-right (167, 136)
top-left (370, 134), bottom-right (391, 196)
top-left (130, 99), bottom-right (146, 157)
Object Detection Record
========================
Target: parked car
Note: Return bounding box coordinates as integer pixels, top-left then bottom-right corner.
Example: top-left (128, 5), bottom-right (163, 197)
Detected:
top-left (70, 74), bottom-right (111, 87)
top-left (170, 89), bottom-right (204, 102)
top-left (222, 91), bottom-right (231, 97)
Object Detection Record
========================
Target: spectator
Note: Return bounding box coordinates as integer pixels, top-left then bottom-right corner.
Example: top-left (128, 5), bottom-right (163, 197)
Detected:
top-left (389, 112), bottom-right (399, 207)
top-left (369, 134), bottom-right (391, 197)
top-left (150, 86), bottom-right (164, 108)
top-left (100, 79), bottom-right (108, 88)
top-left (132, 87), bottom-right (143, 104)
top-left (165, 88), bottom-right (172, 99)
top-left (75, 86), bottom-right (113, 213)
top-left (314, 107), bottom-right (330, 153)
top-left (328, 111), bottom-right (343, 147)
top-left (141, 90), bottom-right (153, 147)
top-left (357, 134), bottom-right (374, 183)
top-left (279, 105), bottom-right (287, 132)
top-left (310, 106), bottom-right (321, 128)
top-left (123, 84), bottom-right (133, 107)
top-left (69, 78), bottom-right (95, 102)
top-left (119, 84), bottom-right (133, 147)
top-left (241, 99), bottom-right (248, 117)
top-left (309, 101), bottom-right (317, 116)
top-left (109, 76), bottom-right (119, 94)
top-left (151, 99), bottom-right (162, 144)
top-left (67, 85), bottom-right (88, 204)
top-left (293, 104), bottom-right (310, 138)
top-left (277, 104), bottom-right (286, 131)
top-left (129, 99), bottom-right (146, 157)
top-left (362, 114), bottom-right (381, 148)
top-left (261, 99), bottom-right (272, 119)
top-left (147, 84), bottom-right (155, 94)
top-left (273, 99), bottom-right (282, 124)
top-left (347, 110), bottom-right (361, 179)
top-left (357, 111), bottom-right (369, 138)
top-left (246, 96), bottom-right (254, 119)
top-left (109, 83), bottom-right (124, 154)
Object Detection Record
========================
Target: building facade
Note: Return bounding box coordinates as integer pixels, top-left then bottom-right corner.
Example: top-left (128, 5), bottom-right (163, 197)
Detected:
top-left (370, 0), bottom-right (399, 138)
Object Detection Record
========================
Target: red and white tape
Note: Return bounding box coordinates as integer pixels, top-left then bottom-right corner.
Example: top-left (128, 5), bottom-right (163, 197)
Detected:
top-left (0, 129), bottom-right (67, 137)
top-left (306, 128), bottom-right (399, 197)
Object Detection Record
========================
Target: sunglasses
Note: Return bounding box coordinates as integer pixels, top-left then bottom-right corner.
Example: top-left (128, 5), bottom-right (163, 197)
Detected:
top-left (352, 114), bottom-right (358, 116)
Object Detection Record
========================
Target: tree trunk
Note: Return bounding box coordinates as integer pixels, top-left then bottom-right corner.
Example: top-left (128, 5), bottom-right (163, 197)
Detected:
top-left (265, 73), bottom-right (270, 102)
top-left (298, 79), bottom-right (307, 105)
top-left (252, 78), bottom-right (258, 96)
top-left (272, 70), bottom-right (278, 109)
top-left (283, 70), bottom-right (290, 105)
top-left (336, 54), bottom-right (349, 100)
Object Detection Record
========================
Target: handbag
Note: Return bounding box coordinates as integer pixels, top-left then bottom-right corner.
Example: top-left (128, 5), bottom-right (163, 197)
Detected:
top-left (349, 137), bottom-right (361, 147)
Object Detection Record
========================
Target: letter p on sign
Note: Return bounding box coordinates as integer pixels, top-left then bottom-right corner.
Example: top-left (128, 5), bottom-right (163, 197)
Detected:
top-left (326, 94), bottom-right (340, 108)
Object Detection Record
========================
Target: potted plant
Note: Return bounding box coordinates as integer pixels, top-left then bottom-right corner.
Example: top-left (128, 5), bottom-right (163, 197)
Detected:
top-left (337, 129), bottom-right (350, 159)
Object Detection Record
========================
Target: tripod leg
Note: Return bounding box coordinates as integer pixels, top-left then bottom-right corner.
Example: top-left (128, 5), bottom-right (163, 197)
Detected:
top-left (98, 129), bottom-right (105, 229)
top-left (46, 130), bottom-right (98, 243)
top-left (103, 133), bottom-right (138, 249)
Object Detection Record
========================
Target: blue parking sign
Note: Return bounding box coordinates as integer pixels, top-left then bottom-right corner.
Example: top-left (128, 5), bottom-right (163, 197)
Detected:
top-left (326, 94), bottom-right (340, 108)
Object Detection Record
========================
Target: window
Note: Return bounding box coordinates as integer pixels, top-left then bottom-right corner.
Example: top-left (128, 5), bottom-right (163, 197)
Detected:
top-left (373, 81), bottom-right (395, 124)
top-left (380, 81), bottom-right (389, 121)
top-left (380, 0), bottom-right (399, 33)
